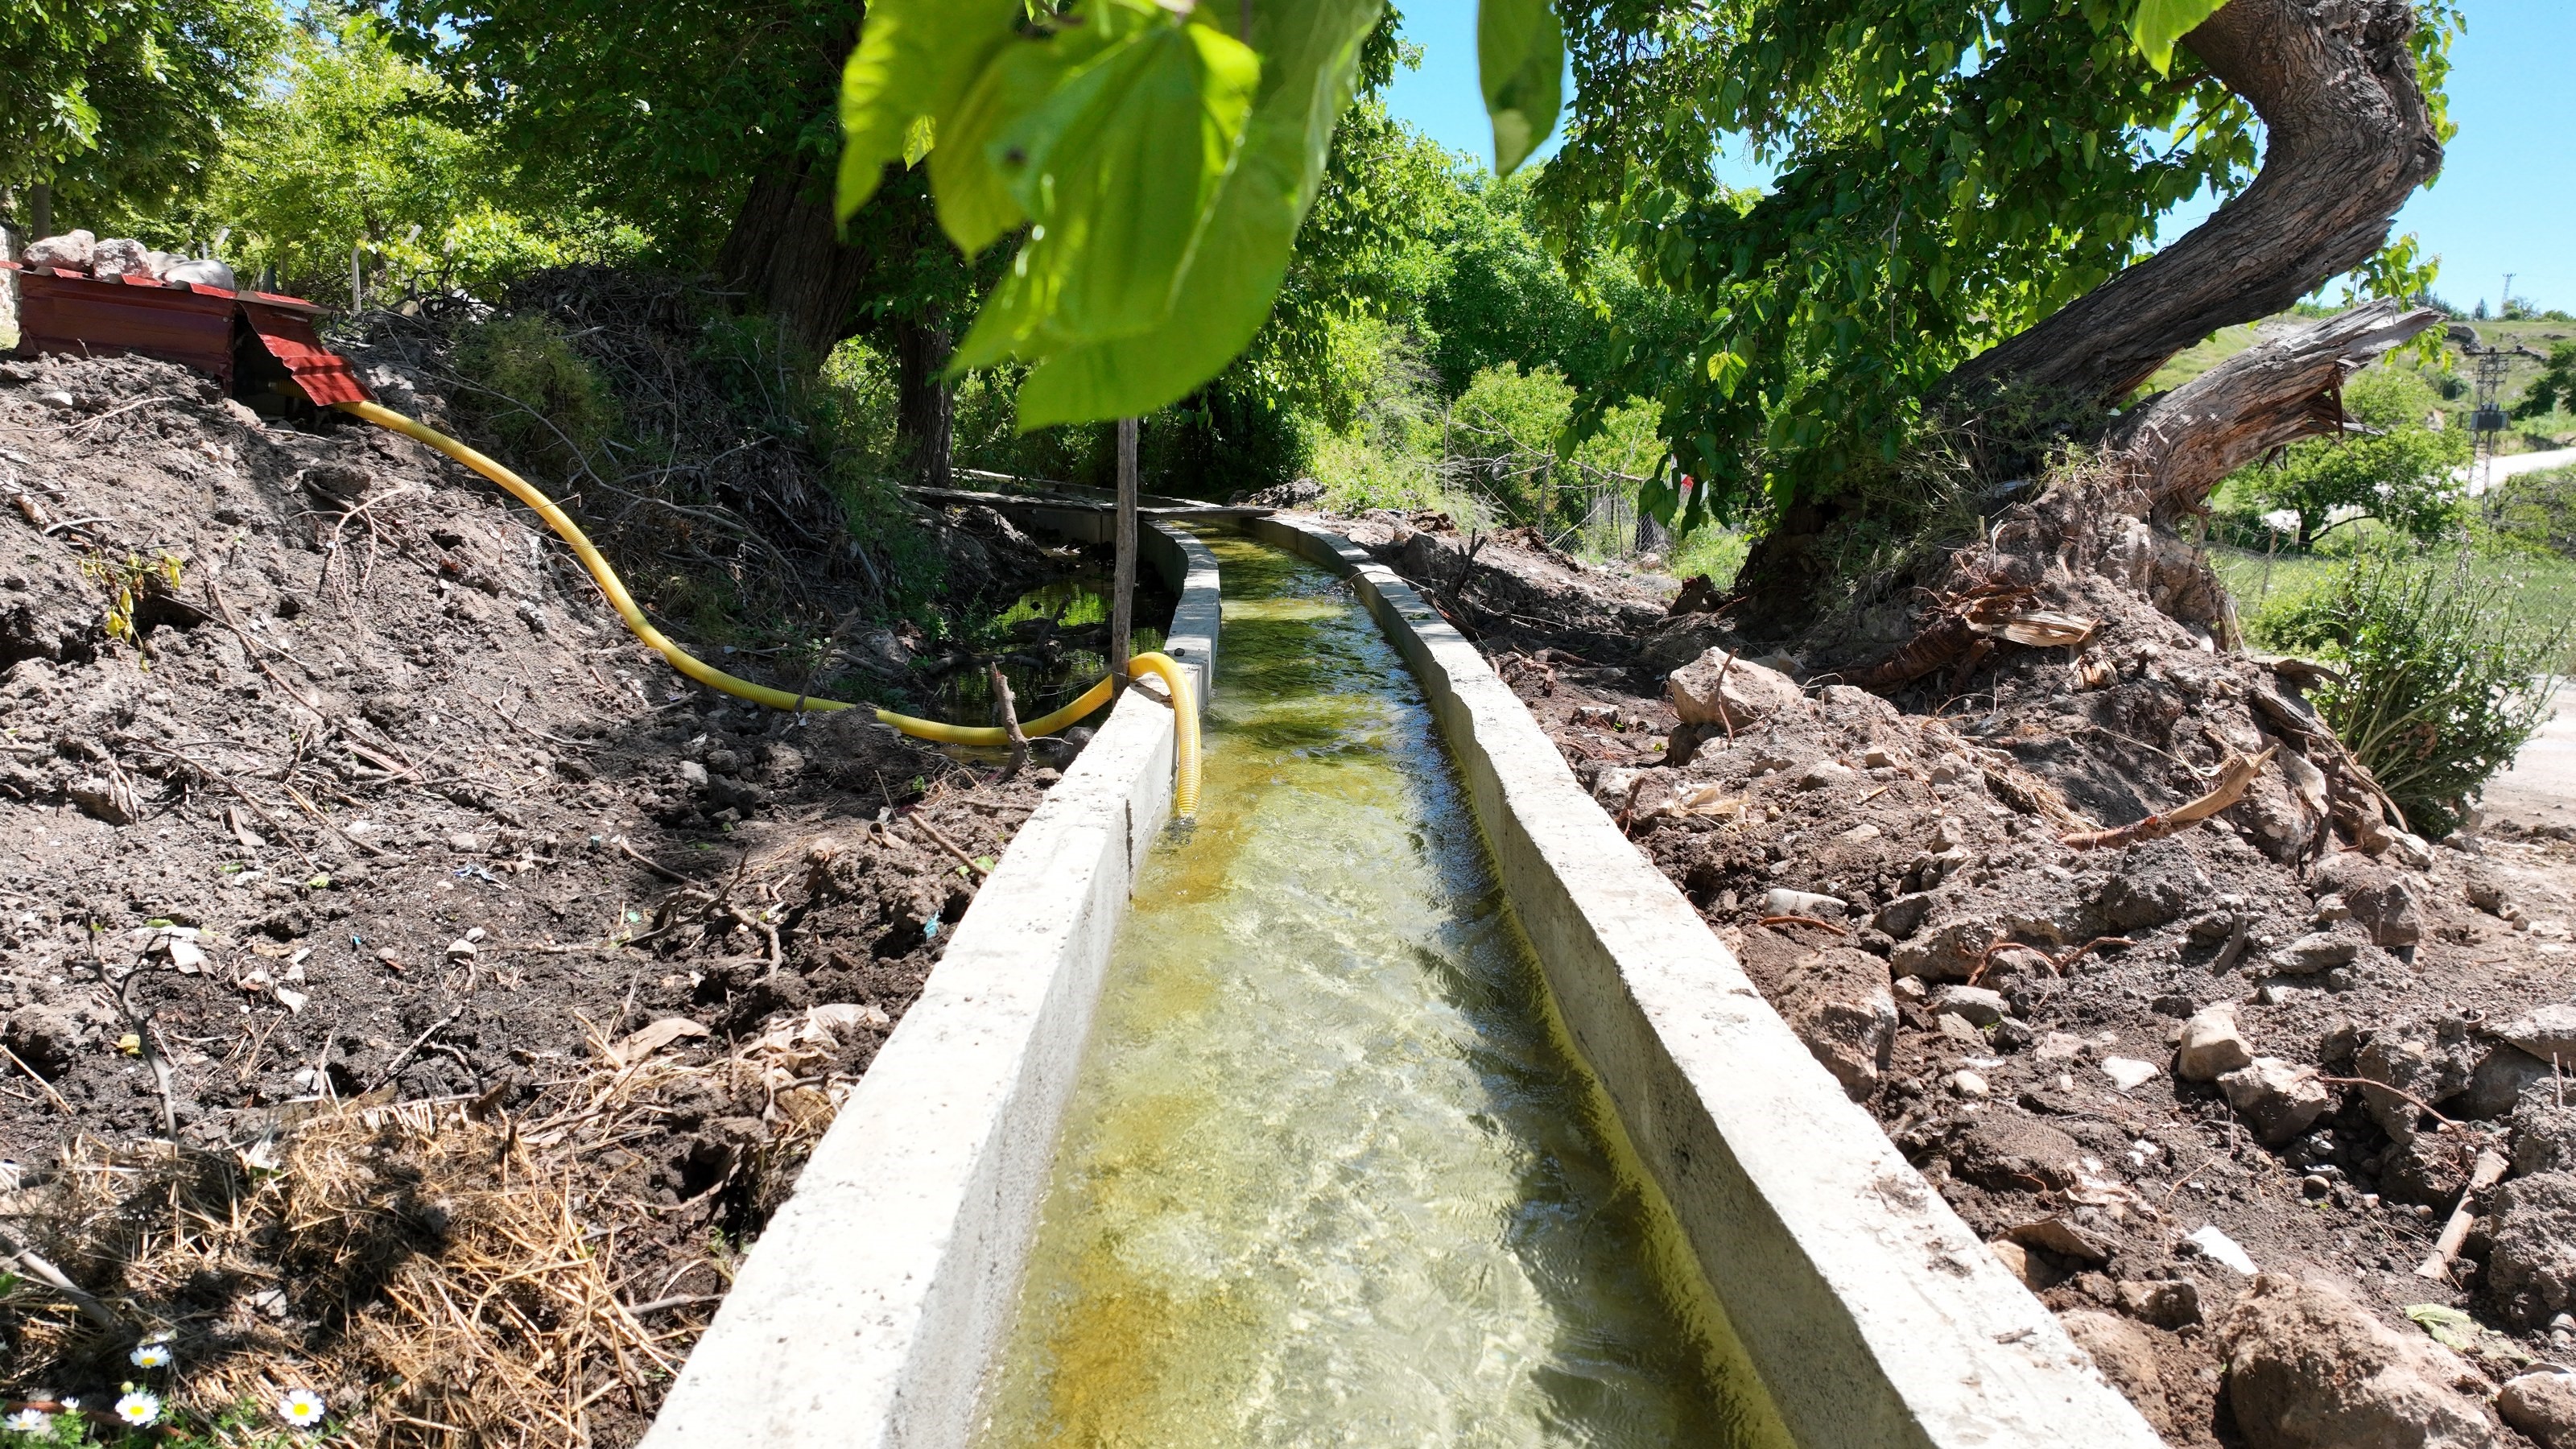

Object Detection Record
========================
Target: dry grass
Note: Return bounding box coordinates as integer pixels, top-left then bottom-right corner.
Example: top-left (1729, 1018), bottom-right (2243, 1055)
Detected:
top-left (2, 1009), bottom-right (865, 1447)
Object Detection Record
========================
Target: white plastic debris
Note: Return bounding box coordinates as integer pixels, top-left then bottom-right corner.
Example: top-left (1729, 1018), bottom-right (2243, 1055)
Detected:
top-left (2187, 1224), bottom-right (2257, 1276)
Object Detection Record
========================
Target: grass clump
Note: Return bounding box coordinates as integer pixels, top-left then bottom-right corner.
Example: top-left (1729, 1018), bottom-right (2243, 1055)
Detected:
top-left (2249, 549), bottom-right (2566, 836)
top-left (448, 314), bottom-right (618, 481)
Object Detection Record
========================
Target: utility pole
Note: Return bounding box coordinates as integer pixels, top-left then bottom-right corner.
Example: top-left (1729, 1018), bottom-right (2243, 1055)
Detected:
top-left (2504, 273), bottom-right (2517, 319)
top-left (1110, 418), bottom-right (1138, 695)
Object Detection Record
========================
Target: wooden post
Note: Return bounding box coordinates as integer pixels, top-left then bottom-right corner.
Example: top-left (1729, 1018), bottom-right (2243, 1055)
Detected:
top-left (1110, 418), bottom-right (1138, 692)
top-left (352, 244), bottom-right (364, 313)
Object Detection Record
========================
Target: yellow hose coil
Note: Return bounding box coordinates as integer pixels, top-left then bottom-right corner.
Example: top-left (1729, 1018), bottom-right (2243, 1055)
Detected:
top-left (334, 398), bottom-right (1200, 818)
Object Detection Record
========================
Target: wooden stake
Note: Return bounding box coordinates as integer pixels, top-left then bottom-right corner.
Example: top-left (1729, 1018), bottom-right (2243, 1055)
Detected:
top-left (989, 662), bottom-right (1029, 779)
top-left (1111, 417), bottom-right (1138, 692)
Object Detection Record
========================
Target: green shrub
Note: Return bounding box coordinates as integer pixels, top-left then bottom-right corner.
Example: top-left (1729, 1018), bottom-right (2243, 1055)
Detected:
top-left (2251, 549), bottom-right (2566, 836)
top-left (2491, 464), bottom-right (2576, 558)
top-left (448, 314), bottom-right (616, 478)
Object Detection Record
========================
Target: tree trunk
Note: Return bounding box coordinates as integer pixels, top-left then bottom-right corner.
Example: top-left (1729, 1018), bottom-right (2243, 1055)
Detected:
top-left (713, 152), bottom-right (876, 361)
top-left (1730, 0), bottom-right (2445, 635)
top-left (894, 319), bottom-right (956, 488)
top-left (1944, 0), bottom-right (2442, 410)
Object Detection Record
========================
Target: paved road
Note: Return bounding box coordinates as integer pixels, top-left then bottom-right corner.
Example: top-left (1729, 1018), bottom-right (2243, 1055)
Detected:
top-left (2460, 447), bottom-right (2576, 495)
top-left (2488, 682), bottom-right (2576, 829)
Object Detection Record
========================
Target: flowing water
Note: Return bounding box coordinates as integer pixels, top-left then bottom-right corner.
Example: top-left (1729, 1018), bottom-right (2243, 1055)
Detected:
top-left (976, 539), bottom-right (1792, 1449)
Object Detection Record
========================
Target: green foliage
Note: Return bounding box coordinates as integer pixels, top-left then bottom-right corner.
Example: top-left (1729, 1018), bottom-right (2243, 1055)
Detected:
top-left (0, 0), bottom-right (284, 222)
top-left (1535, 0), bottom-right (2462, 536)
top-left (2518, 342), bottom-right (2576, 421)
top-left (449, 316), bottom-right (619, 477)
top-left (2491, 466), bottom-right (2576, 559)
top-left (1477, 0), bottom-right (1564, 175)
top-left (147, 9), bottom-right (645, 299)
top-left (840, 0), bottom-right (1386, 429)
top-left (2250, 549), bottom-right (2565, 836)
top-left (2229, 367), bottom-right (2468, 549)
top-left (2126, 0), bottom-right (2229, 73)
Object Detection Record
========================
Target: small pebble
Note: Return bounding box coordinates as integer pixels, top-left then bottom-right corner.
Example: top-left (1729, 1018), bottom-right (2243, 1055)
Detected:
top-left (1948, 1070), bottom-right (1990, 1099)
top-left (2301, 1174), bottom-right (2330, 1199)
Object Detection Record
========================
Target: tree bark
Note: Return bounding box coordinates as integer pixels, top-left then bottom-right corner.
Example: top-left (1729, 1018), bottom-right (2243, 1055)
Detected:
top-left (1945, 0), bottom-right (2442, 408)
top-left (894, 318), bottom-right (956, 488)
top-left (713, 152), bottom-right (876, 361)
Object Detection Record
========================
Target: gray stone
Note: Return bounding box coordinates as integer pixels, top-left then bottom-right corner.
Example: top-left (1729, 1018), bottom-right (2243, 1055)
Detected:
top-left (2116, 1278), bottom-right (2203, 1329)
top-left (162, 258), bottom-right (237, 290)
top-left (91, 237), bottom-right (150, 277)
top-left (2513, 1089), bottom-right (2576, 1177)
top-left (2310, 852), bottom-right (2425, 948)
top-left (2358, 1035), bottom-right (2476, 1143)
top-left (2461, 1044), bottom-right (2553, 1121)
top-left (1798, 759), bottom-right (1856, 790)
top-left (23, 230), bottom-right (94, 270)
top-left (1873, 891), bottom-right (1936, 939)
top-left (679, 760), bottom-right (710, 788)
top-left (2178, 1006), bottom-right (2256, 1083)
top-left (2221, 1056), bottom-right (2334, 1146)
top-left (1777, 947), bottom-right (1897, 1101)
top-left (2497, 1371), bottom-right (2576, 1449)
top-left (2276, 931), bottom-right (2362, 973)
top-left (2490, 1171), bottom-right (2576, 1329)
top-left (2498, 1006), bottom-right (2576, 1066)
top-left (2219, 1273), bottom-right (2502, 1449)
top-left (1666, 651), bottom-right (1802, 729)
top-left (1931, 985), bottom-right (2008, 1026)
top-left (2094, 838), bottom-right (2204, 931)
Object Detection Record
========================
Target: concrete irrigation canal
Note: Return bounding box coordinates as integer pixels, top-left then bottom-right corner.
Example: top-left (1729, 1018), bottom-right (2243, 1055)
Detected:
top-left (644, 519), bottom-right (2165, 1449)
top-left (972, 539), bottom-right (1785, 1447)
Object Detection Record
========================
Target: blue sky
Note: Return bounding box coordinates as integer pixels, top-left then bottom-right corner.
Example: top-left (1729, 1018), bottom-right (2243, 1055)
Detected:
top-left (1384, 0), bottom-right (2575, 312)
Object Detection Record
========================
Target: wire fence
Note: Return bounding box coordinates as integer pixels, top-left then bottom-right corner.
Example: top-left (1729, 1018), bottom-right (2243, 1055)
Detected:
top-left (1435, 402), bottom-right (1667, 563)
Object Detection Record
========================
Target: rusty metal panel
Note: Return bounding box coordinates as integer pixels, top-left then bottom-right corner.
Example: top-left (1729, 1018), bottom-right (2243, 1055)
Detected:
top-left (241, 302), bottom-right (371, 407)
top-left (8, 266), bottom-right (237, 386)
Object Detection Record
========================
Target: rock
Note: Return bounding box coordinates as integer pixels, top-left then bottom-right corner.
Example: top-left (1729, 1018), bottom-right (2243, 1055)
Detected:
top-left (2117, 1277), bottom-right (2204, 1329)
top-left (1931, 985), bottom-right (2008, 1026)
top-left (1988, 1238), bottom-right (2041, 1288)
top-left (2, 1006), bottom-right (82, 1076)
top-left (2061, 1309), bottom-right (2175, 1433)
top-left (163, 257), bottom-right (237, 290)
top-left (2101, 1055), bottom-right (2161, 1091)
top-left (2310, 852), bottom-right (2425, 948)
top-left (1949, 1069), bottom-right (1990, 1098)
top-left (2498, 1006), bottom-right (2576, 1065)
top-left (2461, 1045), bottom-right (2553, 1121)
top-left (1874, 892), bottom-right (1935, 939)
top-left (1889, 916), bottom-right (2004, 981)
top-left (679, 760), bottom-right (710, 789)
top-left (64, 774), bottom-right (139, 825)
top-left (2275, 931), bottom-right (2362, 973)
top-left (2358, 1035), bottom-right (2476, 1143)
top-left (2385, 830), bottom-right (2437, 870)
top-left (1951, 1113), bottom-right (2082, 1192)
top-left (1798, 759), bottom-right (1856, 790)
top-left (2220, 1273), bottom-right (2502, 1449)
top-left (2497, 1372), bottom-right (2576, 1448)
top-left (2490, 1171), bottom-right (2576, 1329)
top-left (23, 230), bottom-right (95, 270)
top-left (1762, 887), bottom-right (1847, 919)
top-left (90, 237), bottom-right (151, 277)
top-left (2006, 1216), bottom-right (2115, 1263)
top-left (2186, 1224), bottom-right (2259, 1275)
top-left (1666, 651), bottom-right (1802, 729)
top-left (2094, 837), bottom-right (2204, 931)
top-left (2178, 1006), bottom-right (2256, 1082)
top-left (2221, 1056), bottom-right (2334, 1145)
top-left (2514, 1090), bottom-right (2576, 1177)
top-left (2467, 877), bottom-right (2510, 914)
top-left (1777, 947), bottom-right (1896, 1101)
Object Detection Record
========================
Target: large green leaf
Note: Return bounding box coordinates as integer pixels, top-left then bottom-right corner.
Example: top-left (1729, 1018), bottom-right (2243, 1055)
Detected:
top-left (956, 18), bottom-right (1260, 365)
top-left (1477, 0), bottom-right (1563, 176)
top-left (834, 0), bottom-right (1022, 224)
top-left (930, 38), bottom-right (1081, 256)
top-left (1009, 0), bottom-right (1385, 427)
top-left (2125, 0), bottom-right (2230, 75)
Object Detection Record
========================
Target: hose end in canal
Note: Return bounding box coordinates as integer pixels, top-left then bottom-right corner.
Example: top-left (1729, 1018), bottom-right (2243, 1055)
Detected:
top-left (332, 399), bottom-right (1201, 819)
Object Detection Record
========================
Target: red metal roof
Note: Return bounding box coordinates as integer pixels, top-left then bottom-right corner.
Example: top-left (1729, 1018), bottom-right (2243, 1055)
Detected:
top-left (3, 262), bottom-right (366, 405)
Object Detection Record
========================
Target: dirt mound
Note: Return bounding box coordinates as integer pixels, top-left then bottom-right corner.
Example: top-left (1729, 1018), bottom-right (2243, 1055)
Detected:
top-left (0, 344), bottom-right (1086, 1441)
top-left (1334, 498), bottom-right (2576, 1447)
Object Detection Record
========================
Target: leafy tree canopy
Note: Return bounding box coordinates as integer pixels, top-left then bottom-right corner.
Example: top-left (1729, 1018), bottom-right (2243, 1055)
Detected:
top-left (2, 0), bottom-right (285, 225)
top-left (2517, 341), bottom-right (2576, 422)
top-left (2234, 365), bottom-right (2467, 549)
top-left (1536, 0), bottom-right (2460, 534)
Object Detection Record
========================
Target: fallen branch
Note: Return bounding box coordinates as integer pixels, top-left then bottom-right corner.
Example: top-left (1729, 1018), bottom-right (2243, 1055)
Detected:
top-left (989, 663), bottom-right (1030, 781)
top-left (2062, 745), bottom-right (2278, 850)
top-left (909, 815), bottom-right (990, 877)
top-left (0, 1224), bottom-right (127, 1331)
top-left (2415, 1147), bottom-right (2510, 1281)
top-left (0, 1041), bottom-right (71, 1115)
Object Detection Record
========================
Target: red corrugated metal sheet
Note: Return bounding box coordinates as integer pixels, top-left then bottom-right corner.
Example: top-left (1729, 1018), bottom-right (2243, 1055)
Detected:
top-left (239, 302), bottom-right (370, 406)
top-left (2, 261), bottom-right (368, 405)
top-left (6, 263), bottom-right (237, 385)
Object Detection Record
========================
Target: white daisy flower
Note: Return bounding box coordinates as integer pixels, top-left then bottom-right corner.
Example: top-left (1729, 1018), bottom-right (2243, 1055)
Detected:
top-left (277, 1389), bottom-right (326, 1427)
top-left (130, 1341), bottom-right (173, 1368)
top-left (56, 1399), bottom-right (76, 1411)
top-left (114, 1390), bottom-right (159, 1426)
top-left (4, 1408), bottom-right (50, 1432)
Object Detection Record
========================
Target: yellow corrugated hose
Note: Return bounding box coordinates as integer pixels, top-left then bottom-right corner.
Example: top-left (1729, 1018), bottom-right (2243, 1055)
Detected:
top-left (335, 398), bottom-right (1199, 818)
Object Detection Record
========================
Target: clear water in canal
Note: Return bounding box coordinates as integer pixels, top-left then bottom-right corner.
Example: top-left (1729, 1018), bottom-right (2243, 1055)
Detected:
top-left (976, 539), bottom-right (1792, 1449)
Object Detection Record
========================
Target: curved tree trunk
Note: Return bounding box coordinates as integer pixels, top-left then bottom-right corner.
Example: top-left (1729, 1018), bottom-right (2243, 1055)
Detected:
top-left (715, 152), bottom-right (877, 361)
top-left (1944, 0), bottom-right (2442, 411)
top-left (894, 319), bottom-right (956, 489)
top-left (1729, 0), bottom-right (2444, 635)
